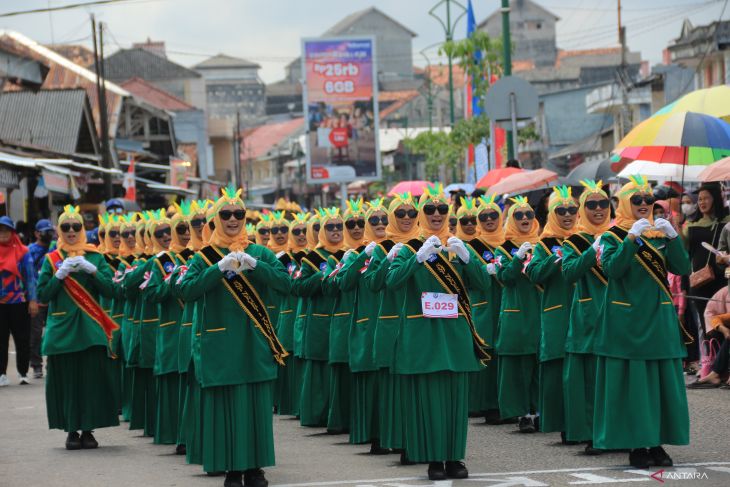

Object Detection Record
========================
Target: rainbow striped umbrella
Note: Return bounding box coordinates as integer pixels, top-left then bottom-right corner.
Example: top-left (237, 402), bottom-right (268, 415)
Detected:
top-left (654, 85), bottom-right (730, 122)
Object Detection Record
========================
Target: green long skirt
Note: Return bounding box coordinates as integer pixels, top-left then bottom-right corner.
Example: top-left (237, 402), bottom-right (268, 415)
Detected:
top-left (154, 372), bottom-right (180, 445)
top-left (563, 352), bottom-right (596, 442)
top-left (300, 359), bottom-right (330, 427)
top-left (201, 380), bottom-right (276, 474)
top-left (129, 367), bottom-right (157, 436)
top-left (110, 354), bottom-right (123, 412)
top-left (181, 364), bottom-right (203, 465)
top-left (468, 353), bottom-right (499, 414)
top-left (378, 367), bottom-right (405, 450)
top-left (498, 354), bottom-right (539, 419)
top-left (327, 363), bottom-right (351, 432)
top-left (538, 358), bottom-right (565, 433)
top-left (400, 371), bottom-right (469, 463)
top-left (275, 355), bottom-right (302, 416)
top-left (121, 361), bottom-right (134, 422)
top-left (177, 372), bottom-right (187, 446)
top-left (350, 371), bottom-right (379, 444)
top-left (593, 356), bottom-right (689, 450)
top-left (46, 346), bottom-right (120, 433)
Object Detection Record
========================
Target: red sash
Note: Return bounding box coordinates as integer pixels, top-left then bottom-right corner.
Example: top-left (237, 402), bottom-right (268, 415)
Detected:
top-left (47, 250), bottom-right (120, 356)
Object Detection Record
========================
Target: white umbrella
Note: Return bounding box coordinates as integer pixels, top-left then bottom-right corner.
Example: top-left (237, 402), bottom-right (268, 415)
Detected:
top-left (617, 160), bottom-right (704, 181)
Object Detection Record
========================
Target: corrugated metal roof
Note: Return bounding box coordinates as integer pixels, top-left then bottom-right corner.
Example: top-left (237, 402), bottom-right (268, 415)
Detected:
top-left (120, 77), bottom-right (194, 111)
top-left (103, 48), bottom-right (201, 82)
top-left (0, 89), bottom-right (88, 155)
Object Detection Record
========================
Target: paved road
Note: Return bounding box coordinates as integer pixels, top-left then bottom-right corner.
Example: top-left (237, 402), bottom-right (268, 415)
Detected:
top-left (2, 366), bottom-right (730, 487)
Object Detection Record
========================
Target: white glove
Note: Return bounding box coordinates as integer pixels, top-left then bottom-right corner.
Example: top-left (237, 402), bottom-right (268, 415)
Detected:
top-left (342, 249), bottom-right (356, 262)
top-left (653, 218), bottom-right (678, 239)
top-left (486, 263), bottom-right (497, 275)
top-left (364, 241), bottom-right (378, 257)
top-left (425, 235), bottom-right (442, 248)
top-left (55, 259), bottom-right (74, 280)
top-left (238, 253), bottom-right (258, 271)
top-left (592, 235), bottom-right (602, 252)
top-left (218, 253), bottom-right (240, 273)
top-left (386, 242), bottom-right (403, 262)
top-left (445, 237), bottom-right (470, 263)
top-left (628, 218), bottom-right (652, 238)
top-left (515, 242), bottom-right (533, 259)
top-left (77, 258), bottom-right (97, 274)
top-left (416, 240), bottom-right (439, 264)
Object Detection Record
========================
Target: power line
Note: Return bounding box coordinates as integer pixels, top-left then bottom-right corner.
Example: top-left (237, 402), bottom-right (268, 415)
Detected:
top-left (0, 0), bottom-right (164, 18)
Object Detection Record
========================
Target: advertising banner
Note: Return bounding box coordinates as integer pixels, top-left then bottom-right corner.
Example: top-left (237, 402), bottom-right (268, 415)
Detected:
top-left (302, 37), bottom-right (380, 184)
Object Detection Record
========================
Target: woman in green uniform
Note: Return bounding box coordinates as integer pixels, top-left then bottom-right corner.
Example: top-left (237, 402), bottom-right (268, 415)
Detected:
top-left (561, 180), bottom-right (611, 454)
top-left (594, 175), bottom-right (690, 468)
top-left (463, 195), bottom-right (504, 424)
top-left (38, 205), bottom-right (119, 449)
top-left (493, 196), bottom-right (542, 433)
top-left (325, 199), bottom-right (366, 434)
top-left (386, 183), bottom-right (490, 480)
top-left (526, 186), bottom-right (578, 439)
top-left (178, 187), bottom-right (290, 487)
top-left (294, 208), bottom-right (345, 428)
top-left (116, 213), bottom-right (138, 422)
top-left (363, 192), bottom-right (420, 464)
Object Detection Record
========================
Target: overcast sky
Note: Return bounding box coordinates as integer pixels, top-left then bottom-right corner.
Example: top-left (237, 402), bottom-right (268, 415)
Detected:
top-left (1, 0), bottom-right (727, 82)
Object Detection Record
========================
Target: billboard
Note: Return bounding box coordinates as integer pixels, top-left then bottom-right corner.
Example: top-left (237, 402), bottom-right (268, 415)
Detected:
top-left (302, 37), bottom-right (380, 184)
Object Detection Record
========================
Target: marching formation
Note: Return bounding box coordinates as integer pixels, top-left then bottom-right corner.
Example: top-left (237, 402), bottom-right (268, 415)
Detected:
top-left (37, 176), bottom-right (691, 487)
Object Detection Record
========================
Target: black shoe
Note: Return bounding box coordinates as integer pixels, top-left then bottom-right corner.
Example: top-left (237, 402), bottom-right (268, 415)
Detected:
top-left (561, 431), bottom-right (579, 445)
top-left (175, 444), bottom-right (186, 455)
top-left (80, 431), bottom-right (98, 449)
top-left (206, 472), bottom-right (225, 477)
top-left (534, 416), bottom-right (540, 431)
top-left (484, 409), bottom-right (501, 425)
top-left (584, 441), bottom-right (602, 456)
top-left (399, 451), bottom-right (416, 465)
top-left (243, 468), bottom-right (268, 487)
top-left (224, 471), bottom-right (243, 487)
top-left (518, 416), bottom-right (536, 433)
top-left (427, 462), bottom-right (446, 481)
top-left (369, 439), bottom-right (390, 455)
top-left (65, 431), bottom-right (82, 450)
top-left (649, 446), bottom-right (673, 467)
top-left (629, 448), bottom-right (651, 469)
top-left (445, 461), bottom-right (469, 479)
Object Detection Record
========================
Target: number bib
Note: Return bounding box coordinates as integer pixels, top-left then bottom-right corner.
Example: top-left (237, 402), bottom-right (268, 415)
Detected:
top-left (421, 292), bottom-right (458, 319)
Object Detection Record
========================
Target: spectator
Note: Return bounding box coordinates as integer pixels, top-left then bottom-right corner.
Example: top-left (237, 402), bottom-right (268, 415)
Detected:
top-left (680, 193), bottom-right (698, 227)
top-left (28, 219), bottom-right (56, 379)
top-left (687, 286), bottom-right (730, 388)
top-left (0, 216), bottom-right (38, 386)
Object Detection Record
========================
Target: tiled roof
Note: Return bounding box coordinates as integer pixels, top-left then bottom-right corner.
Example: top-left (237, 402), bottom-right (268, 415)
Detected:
top-left (556, 48), bottom-right (641, 68)
top-left (240, 117), bottom-right (304, 161)
top-left (49, 44), bottom-right (95, 68)
top-left (378, 90), bottom-right (420, 119)
top-left (121, 77), bottom-right (194, 111)
top-left (103, 48), bottom-right (201, 82)
top-left (195, 53), bottom-right (260, 69)
top-left (422, 64), bottom-right (466, 88)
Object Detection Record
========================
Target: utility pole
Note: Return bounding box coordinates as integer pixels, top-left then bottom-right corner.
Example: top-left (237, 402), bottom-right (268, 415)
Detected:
top-left (617, 0), bottom-right (630, 141)
top-left (91, 15), bottom-right (113, 199)
top-left (233, 111), bottom-right (242, 190)
top-left (429, 0), bottom-right (466, 128)
top-left (501, 0), bottom-right (515, 161)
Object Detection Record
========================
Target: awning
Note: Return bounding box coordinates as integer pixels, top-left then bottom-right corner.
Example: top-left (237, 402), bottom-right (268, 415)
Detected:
top-left (120, 160), bottom-right (171, 172)
top-left (38, 159), bottom-right (123, 176)
top-left (0, 151), bottom-right (77, 176)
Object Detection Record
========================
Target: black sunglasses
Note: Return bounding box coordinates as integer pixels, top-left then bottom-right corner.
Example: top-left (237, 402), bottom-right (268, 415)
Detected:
top-left (368, 215), bottom-right (389, 226)
top-left (479, 211), bottom-right (500, 222)
top-left (630, 194), bottom-right (656, 206)
top-left (345, 219), bottom-right (365, 230)
top-left (449, 218), bottom-right (457, 226)
top-left (584, 199), bottom-right (610, 211)
top-left (459, 216), bottom-right (477, 226)
top-left (271, 225), bottom-right (289, 235)
top-left (121, 231), bottom-right (134, 239)
top-left (60, 222), bottom-right (83, 233)
top-left (107, 230), bottom-right (120, 238)
top-left (423, 204), bottom-right (450, 216)
top-left (514, 210), bottom-right (535, 221)
top-left (292, 228), bottom-right (306, 236)
top-left (175, 224), bottom-right (189, 234)
top-left (190, 218), bottom-right (206, 228)
top-left (154, 227), bottom-right (172, 238)
top-left (393, 208), bottom-right (418, 219)
top-left (325, 223), bottom-right (344, 232)
top-left (258, 228), bottom-right (270, 235)
top-left (555, 206), bottom-right (579, 216)
top-left (313, 224), bottom-right (321, 232)
top-left (219, 209), bottom-right (246, 221)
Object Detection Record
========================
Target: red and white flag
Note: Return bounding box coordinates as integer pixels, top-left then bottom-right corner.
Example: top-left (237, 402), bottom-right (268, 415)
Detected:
top-left (123, 157), bottom-right (136, 201)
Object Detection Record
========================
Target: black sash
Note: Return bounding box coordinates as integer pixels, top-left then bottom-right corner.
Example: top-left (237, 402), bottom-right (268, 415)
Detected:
top-left (199, 245), bottom-right (288, 365)
top-left (404, 238), bottom-right (491, 364)
top-left (377, 239), bottom-right (395, 255)
top-left (120, 255), bottom-right (134, 266)
top-left (178, 248), bottom-right (194, 262)
top-left (496, 240), bottom-right (541, 291)
top-left (104, 254), bottom-right (121, 270)
top-left (468, 238), bottom-right (497, 265)
top-left (292, 250), bottom-right (308, 265)
top-left (565, 233), bottom-right (607, 285)
top-left (606, 226), bottom-right (672, 300)
top-left (278, 252), bottom-right (293, 268)
top-left (155, 252), bottom-right (184, 308)
top-left (301, 249), bottom-right (328, 273)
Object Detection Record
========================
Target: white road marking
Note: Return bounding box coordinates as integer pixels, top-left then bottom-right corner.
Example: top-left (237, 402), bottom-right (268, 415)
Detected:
top-left (568, 472), bottom-right (651, 484)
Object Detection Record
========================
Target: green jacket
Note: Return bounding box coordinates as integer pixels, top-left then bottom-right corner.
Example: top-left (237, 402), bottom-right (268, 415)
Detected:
top-left (169, 249), bottom-right (196, 374)
top-left (595, 228), bottom-right (690, 360)
top-left (494, 241), bottom-right (541, 356)
top-left (273, 251), bottom-right (303, 352)
top-left (325, 249), bottom-right (362, 364)
top-left (120, 255), bottom-right (148, 366)
top-left (562, 232), bottom-right (607, 354)
top-left (385, 240), bottom-right (489, 374)
top-left (467, 238), bottom-right (502, 348)
top-left (38, 250), bottom-right (114, 356)
top-left (526, 237), bottom-right (574, 362)
top-left (178, 244), bottom-right (290, 387)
